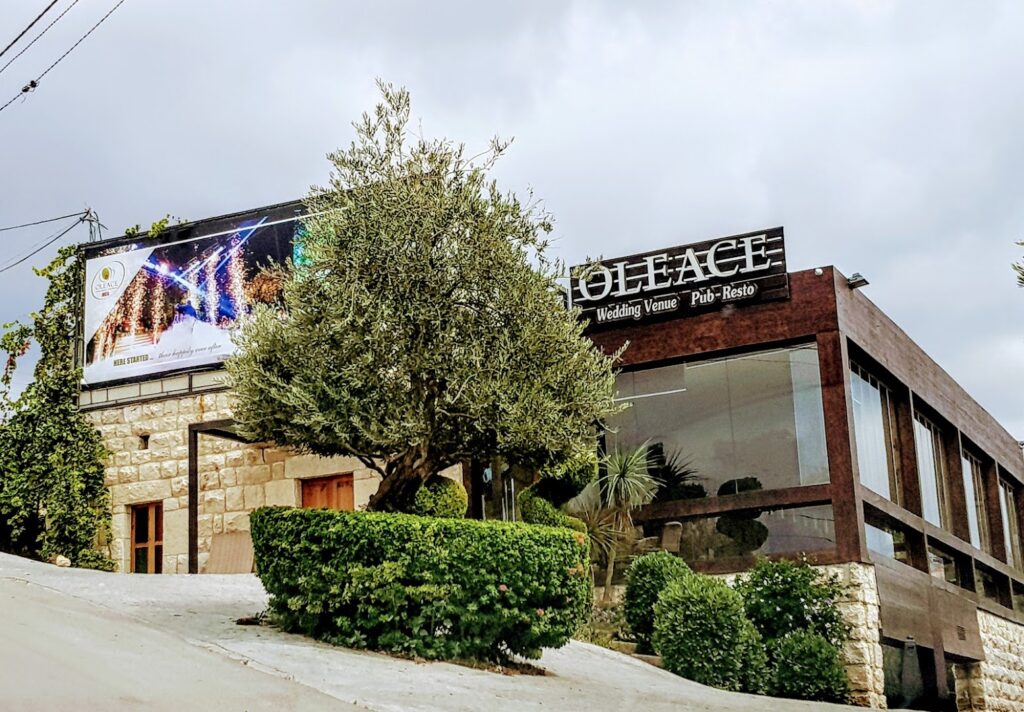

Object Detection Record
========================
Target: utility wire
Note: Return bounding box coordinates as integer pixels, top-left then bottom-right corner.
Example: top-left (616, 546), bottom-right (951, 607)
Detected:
top-left (0, 0), bottom-right (126, 115)
top-left (0, 210), bottom-right (84, 233)
top-left (0, 0), bottom-right (81, 77)
top-left (0, 0), bottom-right (60, 60)
top-left (0, 216), bottom-right (84, 274)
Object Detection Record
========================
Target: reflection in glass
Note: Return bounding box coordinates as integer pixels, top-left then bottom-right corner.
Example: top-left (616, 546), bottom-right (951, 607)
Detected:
top-left (962, 452), bottom-right (988, 551)
top-left (914, 415), bottom-right (948, 528)
top-left (608, 345), bottom-right (829, 497)
top-left (676, 505), bottom-right (835, 563)
top-left (850, 365), bottom-right (899, 502)
top-left (865, 522), bottom-right (910, 565)
top-left (998, 480), bottom-right (1022, 571)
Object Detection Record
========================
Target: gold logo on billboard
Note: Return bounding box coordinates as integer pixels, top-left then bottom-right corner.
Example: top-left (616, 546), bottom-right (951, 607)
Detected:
top-left (91, 261), bottom-right (126, 299)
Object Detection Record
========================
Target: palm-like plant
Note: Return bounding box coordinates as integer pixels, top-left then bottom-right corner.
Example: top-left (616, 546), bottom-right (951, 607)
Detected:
top-left (595, 443), bottom-right (661, 601)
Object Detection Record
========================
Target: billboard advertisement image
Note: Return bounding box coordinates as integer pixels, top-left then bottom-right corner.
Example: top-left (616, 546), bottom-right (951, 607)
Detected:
top-left (82, 204), bottom-right (302, 385)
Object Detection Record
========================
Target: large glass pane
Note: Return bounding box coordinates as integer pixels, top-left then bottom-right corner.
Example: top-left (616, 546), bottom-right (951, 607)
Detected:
top-left (865, 521), bottom-right (910, 565)
top-left (676, 505), bottom-right (835, 562)
top-left (850, 366), bottom-right (898, 501)
top-left (915, 416), bottom-right (948, 528)
top-left (962, 453), bottom-right (987, 551)
top-left (607, 345), bottom-right (829, 497)
top-left (999, 480), bottom-right (1021, 571)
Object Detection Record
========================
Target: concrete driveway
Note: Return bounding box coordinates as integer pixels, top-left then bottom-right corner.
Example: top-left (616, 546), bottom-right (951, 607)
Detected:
top-left (0, 552), bottom-right (856, 711)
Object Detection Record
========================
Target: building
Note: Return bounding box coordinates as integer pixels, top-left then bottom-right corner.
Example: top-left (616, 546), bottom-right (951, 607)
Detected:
top-left (80, 203), bottom-right (1023, 709)
top-left (575, 229), bottom-right (1024, 710)
top-left (79, 201), bottom-right (462, 576)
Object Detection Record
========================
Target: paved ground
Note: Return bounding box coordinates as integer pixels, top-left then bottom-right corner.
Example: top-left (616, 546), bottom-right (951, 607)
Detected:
top-left (0, 553), bottom-right (856, 711)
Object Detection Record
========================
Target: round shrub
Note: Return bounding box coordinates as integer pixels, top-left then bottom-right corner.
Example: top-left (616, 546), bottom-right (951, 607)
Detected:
top-left (410, 475), bottom-right (468, 518)
top-left (518, 487), bottom-right (586, 532)
top-left (766, 631), bottom-right (850, 703)
top-left (624, 551), bottom-right (691, 653)
top-left (250, 506), bottom-right (591, 663)
top-left (653, 574), bottom-right (764, 693)
top-left (533, 450), bottom-right (598, 506)
top-left (733, 558), bottom-right (848, 647)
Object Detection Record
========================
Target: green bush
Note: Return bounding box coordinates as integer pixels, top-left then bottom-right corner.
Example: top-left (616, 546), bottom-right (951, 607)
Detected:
top-left (533, 450), bottom-right (598, 506)
top-left (623, 551), bottom-right (691, 653)
top-left (250, 506), bottom-right (591, 662)
top-left (518, 487), bottom-right (587, 532)
top-left (410, 475), bottom-right (468, 518)
top-left (653, 574), bottom-right (765, 693)
top-left (766, 631), bottom-right (850, 703)
top-left (733, 558), bottom-right (848, 647)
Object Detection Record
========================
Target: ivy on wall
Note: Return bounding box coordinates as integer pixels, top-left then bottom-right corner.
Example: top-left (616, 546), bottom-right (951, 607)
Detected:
top-left (0, 246), bottom-right (113, 569)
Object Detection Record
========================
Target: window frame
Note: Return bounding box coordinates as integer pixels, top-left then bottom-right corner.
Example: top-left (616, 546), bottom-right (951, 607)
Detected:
top-left (914, 412), bottom-right (951, 529)
top-left (850, 362), bottom-right (901, 504)
top-left (130, 501), bottom-right (163, 574)
top-left (961, 449), bottom-right (990, 553)
top-left (998, 478), bottom-right (1022, 571)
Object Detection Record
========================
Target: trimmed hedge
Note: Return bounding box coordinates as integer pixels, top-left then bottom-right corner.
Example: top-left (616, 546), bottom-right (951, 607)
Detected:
top-left (766, 631), bottom-right (850, 703)
top-left (517, 487), bottom-right (587, 533)
top-left (250, 506), bottom-right (591, 662)
top-left (652, 575), bottom-right (765, 693)
top-left (410, 475), bottom-right (468, 518)
top-left (623, 551), bottom-right (691, 653)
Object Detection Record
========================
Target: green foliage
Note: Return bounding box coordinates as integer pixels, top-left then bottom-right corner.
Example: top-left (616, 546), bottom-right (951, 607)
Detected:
top-left (227, 82), bottom-right (621, 511)
top-left (652, 574), bottom-right (765, 693)
top-left (733, 558), bottom-right (848, 647)
top-left (623, 551), bottom-right (691, 653)
top-left (123, 214), bottom-right (187, 240)
top-left (533, 449), bottom-right (598, 506)
top-left (766, 631), bottom-right (850, 703)
top-left (517, 487), bottom-right (586, 532)
top-left (409, 475), bottom-right (468, 518)
top-left (250, 506), bottom-right (592, 662)
top-left (0, 247), bottom-right (112, 568)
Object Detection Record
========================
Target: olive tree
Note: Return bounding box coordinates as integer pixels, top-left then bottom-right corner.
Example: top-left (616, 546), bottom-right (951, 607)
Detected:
top-left (227, 82), bottom-right (621, 511)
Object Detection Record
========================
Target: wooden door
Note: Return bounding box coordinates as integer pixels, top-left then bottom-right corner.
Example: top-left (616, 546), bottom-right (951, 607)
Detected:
top-left (301, 474), bottom-right (355, 511)
top-left (130, 501), bottom-right (163, 574)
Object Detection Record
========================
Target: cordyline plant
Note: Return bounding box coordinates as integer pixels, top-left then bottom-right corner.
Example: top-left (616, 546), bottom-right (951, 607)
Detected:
top-left (227, 81), bottom-right (622, 512)
top-left (0, 245), bottom-right (113, 568)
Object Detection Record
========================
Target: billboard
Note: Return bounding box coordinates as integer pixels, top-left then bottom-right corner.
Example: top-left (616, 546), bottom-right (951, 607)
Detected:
top-left (82, 202), bottom-right (303, 385)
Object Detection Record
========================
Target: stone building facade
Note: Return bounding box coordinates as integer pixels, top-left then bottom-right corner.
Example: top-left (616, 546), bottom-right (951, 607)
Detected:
top-left (88, 386), bottom-right (456, 574)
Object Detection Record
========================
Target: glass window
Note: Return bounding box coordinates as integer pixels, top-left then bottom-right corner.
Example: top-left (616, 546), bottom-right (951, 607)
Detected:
top-left (677, 505), bottom-right (835, 563)
top-left (977, 564), bottom-right (1011, 608)
top-left (607, 345), bottom-right (829, 498)
top-left (865, 521), bottom-right (910, 565)
top-left (851, 365), bottom-right (900, 502)
top-left (961, 452), bottom-right (989, 552)
top-left (914, 414), bottom-right (949, 528)
top-left (998, 479), bottom-right (1022, 571)
top-left (926, 545), bottom-right (960, 587)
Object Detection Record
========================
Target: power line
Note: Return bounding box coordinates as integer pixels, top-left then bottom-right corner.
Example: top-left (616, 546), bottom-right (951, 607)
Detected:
top-left (0, 0), bottom-right (82, 78)
top-left (0, 210), bottom-right (84, 233)
top-left (0, 0), bottom-right (126, 115)
top-left (0, 0), bottom-right (60, 60)
top-left (0, 216), bottom-right (85, 274)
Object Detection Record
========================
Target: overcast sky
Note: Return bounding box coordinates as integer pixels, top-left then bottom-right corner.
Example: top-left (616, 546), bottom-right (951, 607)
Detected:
top-left (2, 1), bottom-right (1023, 438)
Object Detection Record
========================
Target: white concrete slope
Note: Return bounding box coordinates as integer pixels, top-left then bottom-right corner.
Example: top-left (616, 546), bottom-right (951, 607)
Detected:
top-left (0, 553), bottom-right (856, 712)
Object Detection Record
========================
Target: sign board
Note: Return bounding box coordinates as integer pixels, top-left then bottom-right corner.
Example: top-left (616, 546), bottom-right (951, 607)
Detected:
top-left (568, 227), bottom-right (789, 327)
top-left (82, 202), bottom-right (303, 385)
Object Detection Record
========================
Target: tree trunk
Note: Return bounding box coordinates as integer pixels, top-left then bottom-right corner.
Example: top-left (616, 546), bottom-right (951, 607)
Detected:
top-left (602, 540), bottom-right (617, 603)
top-left (364, 444), bottom-right (435, 512)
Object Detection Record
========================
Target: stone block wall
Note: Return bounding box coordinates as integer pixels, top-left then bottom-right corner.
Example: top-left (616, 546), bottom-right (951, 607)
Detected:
top-left (954, 610), bottom-right (1024, 711)
top-left (90, 391), bottom-right (457, 574)
top-left (824, 562), bottom-right (887, 709)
